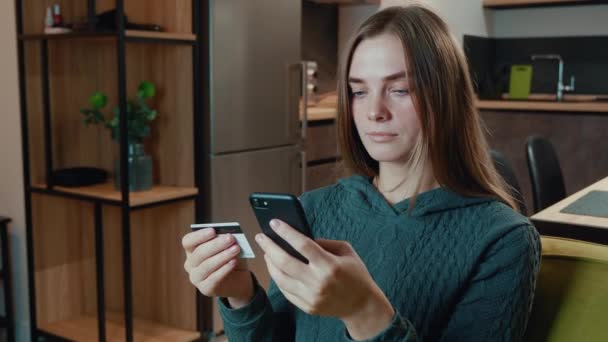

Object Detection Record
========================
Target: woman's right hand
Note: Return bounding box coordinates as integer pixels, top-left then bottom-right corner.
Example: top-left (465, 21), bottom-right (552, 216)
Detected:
top-left (182, 228), bottom-right (254, 307)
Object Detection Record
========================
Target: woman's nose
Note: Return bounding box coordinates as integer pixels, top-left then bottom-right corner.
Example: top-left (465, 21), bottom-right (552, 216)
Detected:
top-left (367, 95), bottom-right (389, 121)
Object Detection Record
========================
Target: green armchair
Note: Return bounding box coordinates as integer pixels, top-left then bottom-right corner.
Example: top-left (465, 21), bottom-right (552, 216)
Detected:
top-left (524, 236), bottom-right (608, 342)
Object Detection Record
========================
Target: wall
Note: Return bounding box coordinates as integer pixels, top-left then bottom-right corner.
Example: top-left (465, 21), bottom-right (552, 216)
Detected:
top-left (339, 1), bottom-right (608, 50)
top-left (0, 0), bottom-right (30, 341)
top-left (338, 0), bottom-right (492, 55)
top-left (337, 4), bottom-right (380, 57)
top-left (493, 5), bottom-right (608, 38)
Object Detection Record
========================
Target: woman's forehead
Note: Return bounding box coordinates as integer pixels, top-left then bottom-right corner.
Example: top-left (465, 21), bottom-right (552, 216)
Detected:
top-left (349, 34), bottom-right (408, 80)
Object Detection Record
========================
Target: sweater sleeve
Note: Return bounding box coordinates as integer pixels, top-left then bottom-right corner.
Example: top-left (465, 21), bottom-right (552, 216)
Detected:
top-left (218, 274), bottom-right (295, 341)
top-left (340, 312), bottom-right (419, 342)
top-left (438, 223), bottom-right (541, 342)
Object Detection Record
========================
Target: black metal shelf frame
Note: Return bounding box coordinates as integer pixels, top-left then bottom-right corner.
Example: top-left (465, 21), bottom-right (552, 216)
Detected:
top-left (0, 217), bottom-right (15, 342)
top-left (14, 0), bottom-right (206, 341)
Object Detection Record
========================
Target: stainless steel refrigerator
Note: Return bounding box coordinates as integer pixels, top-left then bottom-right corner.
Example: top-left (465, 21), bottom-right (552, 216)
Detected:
top-left (201, 0), bottom-right (304, 333)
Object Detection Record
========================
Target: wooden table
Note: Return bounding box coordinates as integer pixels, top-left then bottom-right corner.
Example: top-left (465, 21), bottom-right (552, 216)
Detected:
top-left (531, 176), bottom-right (608, 244)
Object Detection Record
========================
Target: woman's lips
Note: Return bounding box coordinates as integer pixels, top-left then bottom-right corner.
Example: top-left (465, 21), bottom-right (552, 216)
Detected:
top-left (367, 132), bottom-right (398, 142)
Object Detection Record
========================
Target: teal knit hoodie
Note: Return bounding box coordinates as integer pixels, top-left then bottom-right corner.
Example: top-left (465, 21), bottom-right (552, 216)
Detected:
top-left (219, 175), bottom-right (541, 341)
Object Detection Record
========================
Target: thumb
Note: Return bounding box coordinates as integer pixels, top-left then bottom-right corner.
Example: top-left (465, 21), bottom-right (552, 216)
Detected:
top-left (315, 239), bottom-right (354, 257)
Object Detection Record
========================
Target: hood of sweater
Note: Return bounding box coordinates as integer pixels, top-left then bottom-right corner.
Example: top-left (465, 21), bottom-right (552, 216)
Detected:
top-left (337, 174), bottom-right (496, 218)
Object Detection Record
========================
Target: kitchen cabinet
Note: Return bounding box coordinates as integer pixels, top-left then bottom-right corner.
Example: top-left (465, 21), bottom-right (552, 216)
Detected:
top-left (305, 121), bottom-right (341, 191)
top-left (483, 0), bottom-right (601, 9)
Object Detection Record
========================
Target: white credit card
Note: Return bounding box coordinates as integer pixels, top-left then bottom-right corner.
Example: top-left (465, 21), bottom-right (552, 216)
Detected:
top-left (190, 222), bottom-right (255, 259)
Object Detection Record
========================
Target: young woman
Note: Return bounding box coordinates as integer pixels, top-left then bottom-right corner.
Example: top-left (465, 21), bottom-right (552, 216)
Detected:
top-left (183, 5), bottom-right (540, 341)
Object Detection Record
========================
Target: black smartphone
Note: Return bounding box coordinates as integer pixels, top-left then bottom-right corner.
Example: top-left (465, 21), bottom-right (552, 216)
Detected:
top-left (249, 192), bottom-right (312, 264)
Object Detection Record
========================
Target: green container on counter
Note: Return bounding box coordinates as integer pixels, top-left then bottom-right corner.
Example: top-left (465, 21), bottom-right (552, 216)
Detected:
top-left (509, 65), bottom-right (533, 100)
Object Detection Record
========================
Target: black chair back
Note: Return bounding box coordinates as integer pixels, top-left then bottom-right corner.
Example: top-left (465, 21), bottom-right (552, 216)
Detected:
top-left (491, 150), bottom-right (527, 215)
top-left (526, 135), bottom-right (566, 213)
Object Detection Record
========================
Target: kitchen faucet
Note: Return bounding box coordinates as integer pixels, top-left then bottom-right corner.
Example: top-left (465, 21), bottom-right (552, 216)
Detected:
top-left (531, 54), bottom-right (575, 102)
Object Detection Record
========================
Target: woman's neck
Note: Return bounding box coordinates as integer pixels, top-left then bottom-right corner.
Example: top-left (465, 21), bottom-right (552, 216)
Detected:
top-left (374, 161), bottom-right (438, 205)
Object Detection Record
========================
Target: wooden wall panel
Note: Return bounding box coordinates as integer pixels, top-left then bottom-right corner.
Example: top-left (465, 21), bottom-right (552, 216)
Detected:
top-left (103, 202), bottom-right (196, 331)
top-left (48, 40), bottom-right (117, 173)
top-left (97, 0), bottom-right (192, 34)
top-left (126, 44), bottom-right (194, 187)
top-left (124, 0), bottom-right (193, 34)
top-left (32, 194), bottom-right (97, 324)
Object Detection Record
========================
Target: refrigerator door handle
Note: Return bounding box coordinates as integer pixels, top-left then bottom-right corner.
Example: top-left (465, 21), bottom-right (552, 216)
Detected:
top-left (300, 150), bottom-right (307, 193)
top-left (287, 62), bottom-right (304, 144)
top-left (300, 61), bottom-right (309, 141)
top-left (289, 61), bottom-right (309, 193)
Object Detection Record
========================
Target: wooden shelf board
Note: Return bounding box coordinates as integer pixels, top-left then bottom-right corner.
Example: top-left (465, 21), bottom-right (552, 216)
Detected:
top-left (31, 183), bottom-right (198, 207)
top-left (125, 30), bottom-right (196, 42)
top-left (475, 99), bottom-right (608, 113)
top-left (483, 0), bottom-right (599, 8)
top-left (19, 30), bottom-right (195, 43)
top-left (19, 31), bottom-right (116, 41)
top-left (38, 312), bottom-right (200, 342)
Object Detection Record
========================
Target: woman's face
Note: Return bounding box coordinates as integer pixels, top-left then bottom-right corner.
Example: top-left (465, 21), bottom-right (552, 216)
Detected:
top-left (348, 33), bottom-right (421, 165)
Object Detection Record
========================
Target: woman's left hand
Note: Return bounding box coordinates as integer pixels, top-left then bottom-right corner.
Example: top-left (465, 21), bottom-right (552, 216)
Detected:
top-left (255, 219), bottom-right (395, 340)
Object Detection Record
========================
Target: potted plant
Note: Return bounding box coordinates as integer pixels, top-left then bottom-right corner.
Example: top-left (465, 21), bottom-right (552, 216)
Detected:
top-left (81, 81), bottom-right (158, 191)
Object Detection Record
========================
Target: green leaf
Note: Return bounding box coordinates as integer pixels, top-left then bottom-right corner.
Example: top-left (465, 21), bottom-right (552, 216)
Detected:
top-left (146, 110), bottom-right (157, 121)
top-left (89, 92), bottom-right (107, 109)
top-left (107, 116), bottom-right (119, 128)
top-left (138, 81), bottom-right (156, 99)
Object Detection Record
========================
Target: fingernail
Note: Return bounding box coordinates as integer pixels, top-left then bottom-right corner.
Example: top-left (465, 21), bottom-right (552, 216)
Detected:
top-left (269, 219), bottom-right (280, 229)
top-left (230, 245), bottom-right (239, 252)
top-left (255, 234), bottom-right (263, 242)
top-left (224, 234), bottom-right (233, 243)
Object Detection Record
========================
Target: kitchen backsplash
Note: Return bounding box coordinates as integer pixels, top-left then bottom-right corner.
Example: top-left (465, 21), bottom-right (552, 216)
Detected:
top-left (464, 35), bottom-right (608, 99)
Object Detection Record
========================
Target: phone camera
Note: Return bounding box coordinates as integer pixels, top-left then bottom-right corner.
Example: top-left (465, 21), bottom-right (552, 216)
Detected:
top-left (263, 201), bottom-right (268, 207)
top-left (253, 198), bottom-right (259, 205)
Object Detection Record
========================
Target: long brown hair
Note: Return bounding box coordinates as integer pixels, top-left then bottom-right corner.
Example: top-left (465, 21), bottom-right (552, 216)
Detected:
top-left (336, 5), bottom-right (518, 211)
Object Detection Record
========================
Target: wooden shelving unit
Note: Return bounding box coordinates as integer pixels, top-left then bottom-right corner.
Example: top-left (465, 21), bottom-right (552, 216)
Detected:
top-left (483, 0), bottom-right (602, 9)
top-left (39, 312), bottom-right (200, 342)
top-left (20, 30), bottom-right (196, 43)
top-left (31, 183), bottom-right (198, 207)
top-left (16, 0), bottom-right (204, 341)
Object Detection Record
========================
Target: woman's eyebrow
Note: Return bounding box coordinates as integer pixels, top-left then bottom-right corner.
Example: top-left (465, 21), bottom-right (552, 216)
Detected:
top-left (383, 71), bottom-right (408, 81)
top-left (348, 71), bottom-right (408, 84)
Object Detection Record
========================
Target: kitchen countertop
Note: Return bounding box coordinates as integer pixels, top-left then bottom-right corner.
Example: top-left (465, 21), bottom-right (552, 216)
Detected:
top-left (477, 94), bottom-right (608, 113)
top-left (301, 93), bottom-right (338, 121)
top-left (303, 94), bottom-right (608, 119)
top-left (301, 106), bottom-right (337, 121)
top-left (476, 99), bottom-right (608, 113)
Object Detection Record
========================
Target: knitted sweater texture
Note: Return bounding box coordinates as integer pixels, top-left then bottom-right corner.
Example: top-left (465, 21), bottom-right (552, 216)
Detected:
top-left (219, 175), bottom-right (541, 341)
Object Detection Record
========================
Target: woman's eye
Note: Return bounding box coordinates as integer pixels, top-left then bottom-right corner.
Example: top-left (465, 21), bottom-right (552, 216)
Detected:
top-left (391, 89), bottom-right (409, 95)
top-left (351, 90), bottom-right (367, 98)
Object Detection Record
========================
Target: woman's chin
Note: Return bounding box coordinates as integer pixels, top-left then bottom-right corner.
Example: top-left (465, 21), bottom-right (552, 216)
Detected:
top-left (366, 149), bottom-right (410, 164)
